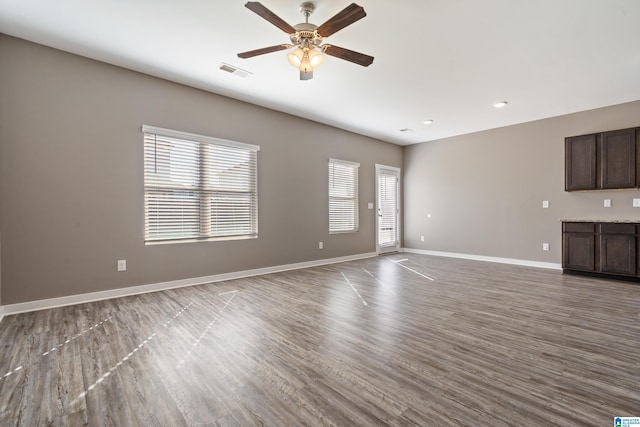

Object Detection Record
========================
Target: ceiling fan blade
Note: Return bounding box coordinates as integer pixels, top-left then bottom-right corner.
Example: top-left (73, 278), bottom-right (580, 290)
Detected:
top-left (245, 2), bottom-right (296, 34)
top-left (323, 45), bottom-right (374, 67)
top-left (238, 44), bottom-right (290, 59)
top-left (316, 3), bottom-right (366, 38)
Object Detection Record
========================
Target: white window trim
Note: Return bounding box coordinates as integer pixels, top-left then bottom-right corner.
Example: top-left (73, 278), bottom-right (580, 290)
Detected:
top-left (142, 125), bottom-right (260, 152)
top-left (142, 125), bottom-right (259, 244)
top-left (329, 158), bottom-right (360, 168)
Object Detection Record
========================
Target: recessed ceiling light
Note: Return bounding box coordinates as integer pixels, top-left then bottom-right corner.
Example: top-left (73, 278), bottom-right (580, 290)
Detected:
top-left (493, 101), bottom-right (508, 108)
top-left (423, 119), bottom-right (434, 125)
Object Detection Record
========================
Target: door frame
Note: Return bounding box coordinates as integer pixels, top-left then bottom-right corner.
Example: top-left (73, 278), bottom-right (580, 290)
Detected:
top-left (375, 164), bottom-right (401, 254)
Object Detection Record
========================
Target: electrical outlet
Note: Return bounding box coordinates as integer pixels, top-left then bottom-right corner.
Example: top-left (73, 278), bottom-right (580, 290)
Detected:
top-left (420, 235), bottom-right (425, 242)
top-left (542, 200), bottom-right (549, 208)
top-left (604, 199), bottom-right (612, 208)
top-left (117, 259), bottom-right (126, 272)
top-left (542, 243), bottom-right (550, 251)
top-left (318, 241), bottom-right (323, 249)
top-left (633, 198), bottom-right (640, 207)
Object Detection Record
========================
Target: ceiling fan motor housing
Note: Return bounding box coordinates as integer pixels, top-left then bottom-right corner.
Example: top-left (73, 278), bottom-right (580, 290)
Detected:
top-left (291, 22), bottom-right (322, 47)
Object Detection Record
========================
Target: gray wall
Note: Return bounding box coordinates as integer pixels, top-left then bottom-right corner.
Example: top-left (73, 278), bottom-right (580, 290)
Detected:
top-left (0, 35), bottom-right (402, 305)
top-left (404, 100), bottom-right (640, 263)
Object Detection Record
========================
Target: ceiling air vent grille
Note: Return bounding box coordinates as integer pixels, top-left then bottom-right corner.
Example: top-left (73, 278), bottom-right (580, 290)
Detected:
top-left (219, 63), bottom-right (252, 78)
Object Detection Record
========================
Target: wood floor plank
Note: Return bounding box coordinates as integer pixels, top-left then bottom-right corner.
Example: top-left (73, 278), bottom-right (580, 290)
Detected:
top-left (1, 253), bottom-right (639, 425)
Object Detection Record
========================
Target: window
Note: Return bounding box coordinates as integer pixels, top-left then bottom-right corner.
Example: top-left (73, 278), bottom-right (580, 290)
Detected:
top-left (143, 125), bottom-right (259, 244)
top-left (329, 158), bottom-right (359, 234)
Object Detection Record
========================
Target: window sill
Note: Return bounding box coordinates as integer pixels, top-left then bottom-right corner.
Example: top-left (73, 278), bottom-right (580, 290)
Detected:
top-left (145, 234), bottom-right (258, 245)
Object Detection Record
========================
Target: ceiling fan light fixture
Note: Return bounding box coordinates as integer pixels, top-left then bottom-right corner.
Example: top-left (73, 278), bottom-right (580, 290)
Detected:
top-left (287, 47), bottom-right (304, 67)
top-left (300, 53), bottom-right (313, 73)
top-left (289, 47), bottom-right (323, 72)
top-left (308, 48), bottom-right (323, 67)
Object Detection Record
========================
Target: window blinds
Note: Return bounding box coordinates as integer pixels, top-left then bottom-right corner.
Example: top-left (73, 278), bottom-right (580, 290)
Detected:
top-left (143, 126), bottom-right (259, 243)
top-left (329, 159), bottom-right (359, 234)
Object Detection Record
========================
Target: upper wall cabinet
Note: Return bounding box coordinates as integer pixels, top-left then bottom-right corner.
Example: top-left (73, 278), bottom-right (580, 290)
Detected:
top-left (565, 133), bottom-right (596, 191)
top-left (601, 128), bottom-right (637, 189)
top-left (565, 127), bottom-right (639, 191)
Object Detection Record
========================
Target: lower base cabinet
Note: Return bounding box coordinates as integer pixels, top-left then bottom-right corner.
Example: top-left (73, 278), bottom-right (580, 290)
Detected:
top-left (562, 221), bottom-right (639, 279)
top-left (563, 223), bottom-right (596, 271)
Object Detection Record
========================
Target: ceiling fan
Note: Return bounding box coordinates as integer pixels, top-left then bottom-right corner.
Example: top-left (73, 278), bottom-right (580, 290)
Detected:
top-left (237, 1), bottom-right (374, 80)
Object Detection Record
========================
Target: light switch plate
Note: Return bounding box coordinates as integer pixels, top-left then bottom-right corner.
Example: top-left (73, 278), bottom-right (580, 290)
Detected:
top-left (542, 243), bottom-right (550, 251)
top-left (368, 202), bottom-right (374, 209)
top-left (117, 259), bottom-right (126, 272)
top-left (604, 199), bottom-right (612, 208)
top-left (542, 200), bottom-right (549, 208)
top-left (633, 198), bottom-right (640, 207)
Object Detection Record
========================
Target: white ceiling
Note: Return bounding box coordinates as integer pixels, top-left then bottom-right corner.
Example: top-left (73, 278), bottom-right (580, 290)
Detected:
top-left (1, 0), bottom-right (639, 145)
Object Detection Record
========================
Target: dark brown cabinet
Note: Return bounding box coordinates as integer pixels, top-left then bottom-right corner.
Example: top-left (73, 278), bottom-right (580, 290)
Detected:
top-left (565, 127), bottom-right (639, 191)
top-left (601, 128), bottom-right (637, 189)
top-left (562, 221), bottom-right (639, 279)
top-left (599, 223), bottom-right (637, 276)
top-left (562, 222), bottom-right (596, 271)
top-left (565, 134), bottom-right (596, 191)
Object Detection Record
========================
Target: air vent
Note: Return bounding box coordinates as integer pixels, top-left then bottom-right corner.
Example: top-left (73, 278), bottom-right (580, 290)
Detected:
top-left (218, 63), bottom-right (253, 78)
top-left (399, 128), bottom-right (414, 133)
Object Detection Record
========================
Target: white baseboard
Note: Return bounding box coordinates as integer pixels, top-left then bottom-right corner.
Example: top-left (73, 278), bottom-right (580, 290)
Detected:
top-left (403, 248), bottom-right (562, 270)
top-left (1, 252), bottom-right (377, 317)
top-left (0, 249), bottom-right (561, 320)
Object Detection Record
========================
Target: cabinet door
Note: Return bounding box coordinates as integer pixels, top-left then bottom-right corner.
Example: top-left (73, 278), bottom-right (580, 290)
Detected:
top-left (563, 232), bottom-right (596, 271)
top-left (600, 234), bottom-right (637, 276)
top-left (565, 134), bottom-right (596, 191)
top-left (601, 128), bottom-right (637, 189)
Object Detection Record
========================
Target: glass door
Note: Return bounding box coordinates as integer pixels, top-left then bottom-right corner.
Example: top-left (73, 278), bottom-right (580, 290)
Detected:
top-left (376, 164), bottom-right (401, 254)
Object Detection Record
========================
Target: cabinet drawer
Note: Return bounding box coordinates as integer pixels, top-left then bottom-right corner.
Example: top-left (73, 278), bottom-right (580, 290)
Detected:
top-left (563, 222), bottom-right (595, 233)
top-left (600, 223), bottom-right (637, 235)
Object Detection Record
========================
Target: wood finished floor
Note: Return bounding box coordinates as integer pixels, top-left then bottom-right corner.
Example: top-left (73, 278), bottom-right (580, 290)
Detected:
top-left (0, 254), bottom-right (639, 426)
